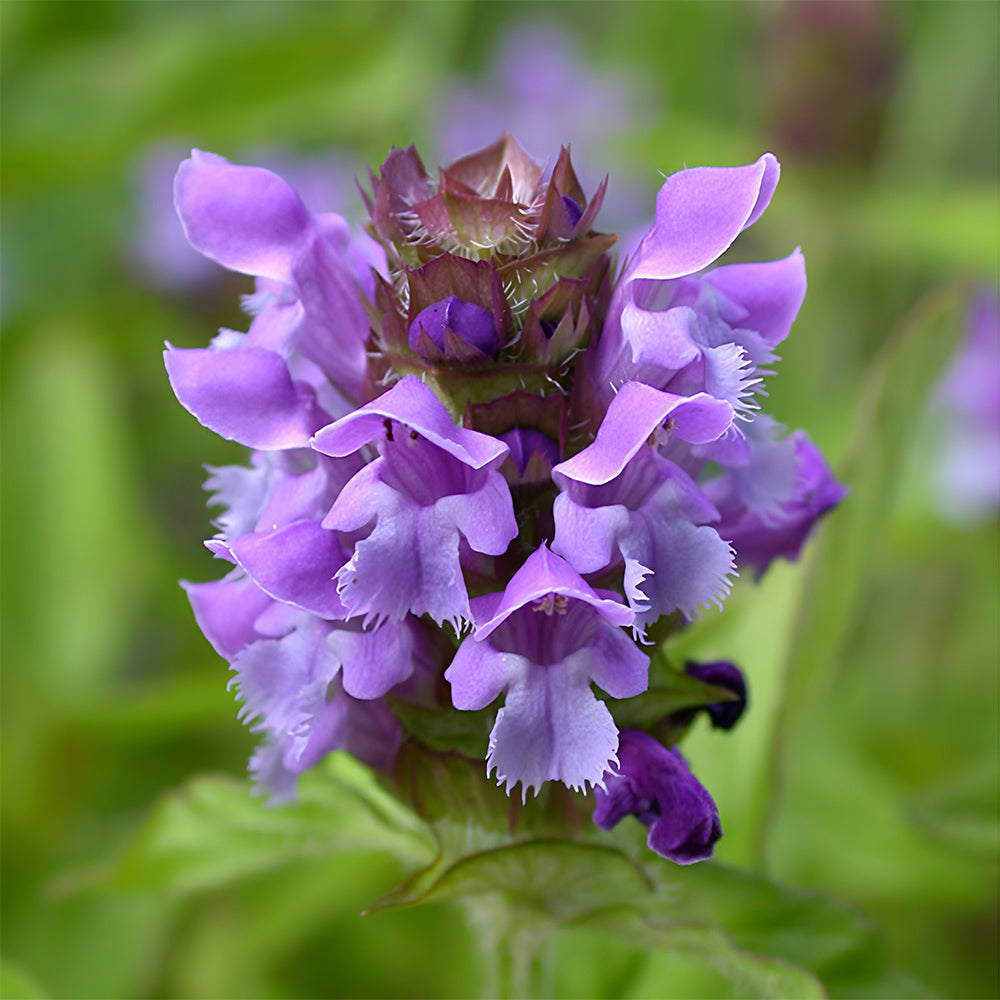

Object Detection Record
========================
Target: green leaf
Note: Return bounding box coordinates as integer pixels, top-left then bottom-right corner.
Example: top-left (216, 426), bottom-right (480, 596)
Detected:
top-left (372, 839), bottom-right (653, 920)
top-left (388, 698), bottom-right (494, 758)
top-left (0, 957), bottom-right (48, 1000)
top-left (115, 755), bottom-right (435, 896)
top-left (597, 860), bottom-right (919, 999)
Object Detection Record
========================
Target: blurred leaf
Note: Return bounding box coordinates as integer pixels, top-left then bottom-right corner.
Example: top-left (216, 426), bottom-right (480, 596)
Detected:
top-left (846, 183), bottom-right (998, 272)
top-left (374, 826), bottom-right (913, 999)
top-left (0, 957), bottom-right (48, 1000)
top-left (115, 755), bottom-right (435, 896)
top-left (906, 761), bottom-right (1000, 861)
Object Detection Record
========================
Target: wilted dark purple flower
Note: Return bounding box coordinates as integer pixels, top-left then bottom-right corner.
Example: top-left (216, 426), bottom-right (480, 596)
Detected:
top-left (683, 661), bottom-right (748, 731)
top-left (593, 729), bottom-right (722, 864)
top-left (166, 135), bottom-right (843, 859)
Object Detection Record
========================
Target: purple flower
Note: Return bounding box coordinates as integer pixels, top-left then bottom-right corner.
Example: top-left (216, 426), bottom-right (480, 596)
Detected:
top-left (552, 380), bottom-right (737, 630)
top-left (702, 417), bottom-right (849, 578)
top-left (684, 660), bottom-right (748, 731)
top-left (593, 729), bottom-right (721, 864)
top-left (168, 149), bottom-right (382, 413)
top-left (930, 288), bottom-right (1000, 524)
top-left (166, 136), bottom-right (843, 855)
top-left (446, 545), bottom-right (648, 800)
top-left (311, 375), bottom-right (518, 630)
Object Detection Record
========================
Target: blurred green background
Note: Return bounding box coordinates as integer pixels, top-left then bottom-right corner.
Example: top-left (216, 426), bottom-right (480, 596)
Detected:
top-left (2, 2), bottom-right (997, 997)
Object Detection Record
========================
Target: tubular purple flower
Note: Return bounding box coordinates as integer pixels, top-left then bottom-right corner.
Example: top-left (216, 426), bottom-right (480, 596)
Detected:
top-left (174, 149), bottom-right (376, 400)
top-left (311, 375), bottom-right (518, 629)
top-left (446, 545), bottom-right (648, 800)
top-left (223, 595), bottom-right (412, 800)
top-left (703, 418), bottom-right (848, 578)
top-left (552, 381), bottom-right (737, 627)
top-left (590, 155), bottom-right (788, 409)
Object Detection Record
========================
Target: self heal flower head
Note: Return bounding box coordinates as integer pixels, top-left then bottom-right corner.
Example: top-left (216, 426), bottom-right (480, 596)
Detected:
top-left (593, 729), bottom-right (722, 864)
top-left (167, 135), bottom-right (842, 861)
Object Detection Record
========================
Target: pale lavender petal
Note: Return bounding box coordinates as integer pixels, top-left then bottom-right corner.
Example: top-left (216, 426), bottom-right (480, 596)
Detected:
top-left (551, 493), bottom-right (629, 575)
top-left (332, 494), bottom-right (470, 628)
top-left (175, 150), bottom-right (312, 283)
top-left (619, 302), bottom-right (702, 377)
top-left (253, 456), bottom-right (357, 534)
top-left (326, 619), bottom-right (419, 699)
top-left (704, 249), bottom-right (807, 348)
top-left (486, 659), bottom-right (621, 800)
top-left (445, 626), bottom-right (512, 711)
top-left (701, 342), bottom-right (760, 415)
top-left (230, 617), bottom-right (338, 756)
top-left (165, 345), bottom-right (327, 449)
top-left (290, 685), bottom-right (400, 774)
top-left (575, 617), bottom-right (650, 698)
top-left (438, 470), bottom-right (517, 556)
top-left (622, 515), bottom-right (736, 625)
top-left (710, 430), bottom-right (848, 578)
top-left (704, 416), bottom-right (804, 522)
top-left (203, 452), bottom-right (274, 538)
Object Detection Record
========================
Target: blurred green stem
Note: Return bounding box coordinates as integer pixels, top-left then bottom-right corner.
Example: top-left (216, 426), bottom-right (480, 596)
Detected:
top-left (463, 897), bottom-right (554, 999)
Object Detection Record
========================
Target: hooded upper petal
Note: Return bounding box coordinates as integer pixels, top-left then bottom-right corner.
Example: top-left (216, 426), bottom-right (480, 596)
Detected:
top-left (175, 150), bottom-right (313, 283)
top-left (626, 155), bottom-right (780, 283)
top-left (164, 344), bottom-right (329, 450)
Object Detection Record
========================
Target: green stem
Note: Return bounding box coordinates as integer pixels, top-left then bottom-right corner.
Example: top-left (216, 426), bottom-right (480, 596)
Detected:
top-left (462, 897), bottom-right (553, 999)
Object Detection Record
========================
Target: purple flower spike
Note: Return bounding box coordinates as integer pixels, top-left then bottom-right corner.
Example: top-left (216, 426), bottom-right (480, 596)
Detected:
top-left (593, 729), bottom-right (721, 864)
top-left (409, 296), bottom-right (499, 358)
top-left (165, 137), bottom-right (843, 849)
top-left (312, 375), bottom-right (517, 628)
top-left (684, 660), bottom-right (747, 730)
top-left (446, 545), bottom-right (648, 801)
